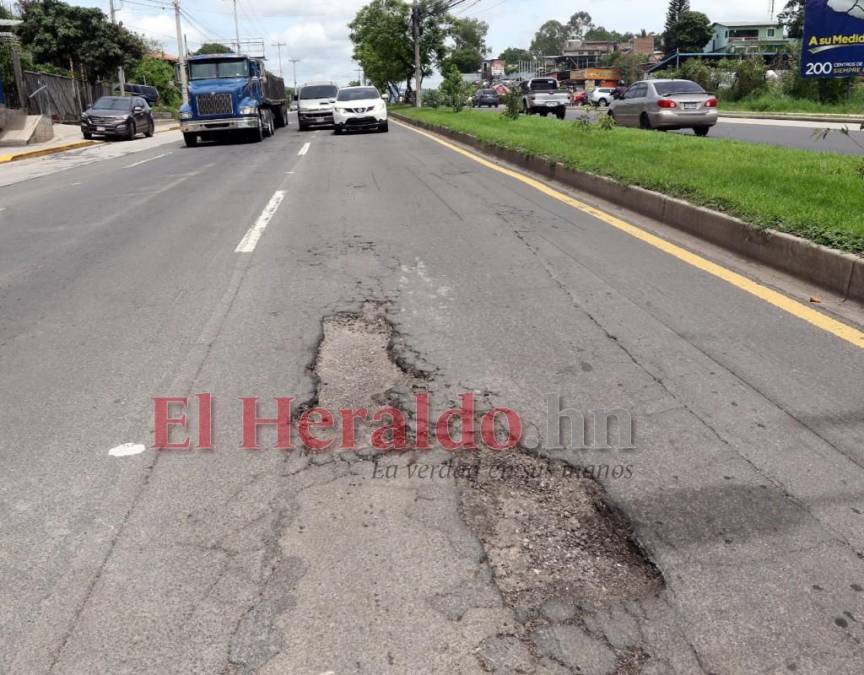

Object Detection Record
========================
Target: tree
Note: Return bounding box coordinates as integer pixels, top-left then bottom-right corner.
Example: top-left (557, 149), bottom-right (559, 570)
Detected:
top-left (447, 17), bottom-right (488, 73)
top-left (439, 64), bottom-right (467, 111)
top-left (17, 0), bottom-right (146, 81)
top-left (567, 11), bottom-right (593, 40)
top-left (665, 11), bottom-right (711, 54)
top-left (665, 0), bottom-right (690, 36)
top-left (195, 42), bottom-right (234, 55)
top-left (499, 47), bottom-right (531, 66)
top-left (134, 57), bottom-right (180, 106)
top-left (584, 27), bottom-right (633, 43)
top-left (604, 50), bottom-right (649, 85)
top-left (348, 80), bottom-right (362, 87)
top-left (349, 0), bottom-right (446, 95)
top-left (530, 20), bottom-right (568, 57)
top-left (778, 0), bottom-right (804, 39)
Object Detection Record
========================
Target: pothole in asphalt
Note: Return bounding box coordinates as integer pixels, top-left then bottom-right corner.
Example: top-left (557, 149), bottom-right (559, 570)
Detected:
top-left (314, 302), bottom-right (408, 412)
top-left (458, 450), bottom-right (663, 617)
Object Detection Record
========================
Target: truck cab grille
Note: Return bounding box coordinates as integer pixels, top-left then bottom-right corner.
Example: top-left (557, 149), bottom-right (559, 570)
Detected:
top-left (196, 93), bottom-right (233, 116)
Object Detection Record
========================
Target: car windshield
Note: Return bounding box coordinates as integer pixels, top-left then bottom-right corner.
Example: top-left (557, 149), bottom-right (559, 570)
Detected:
top-left (654, 80), bottom-right (705, 96)
top-left (189, 60), bottom-right (248, 80)
top-left (301, 85), bottom-right (338, 100)
top-left (337, 88), bottom-right (379, 101)
top-left (92, 97), bottom-right (131, 111)
top-left (530, 80), bottom-right (557, 91)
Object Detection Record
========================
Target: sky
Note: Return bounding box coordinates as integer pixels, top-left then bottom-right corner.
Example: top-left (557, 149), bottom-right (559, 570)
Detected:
top-left (55, 0), bottom-right (781, 85)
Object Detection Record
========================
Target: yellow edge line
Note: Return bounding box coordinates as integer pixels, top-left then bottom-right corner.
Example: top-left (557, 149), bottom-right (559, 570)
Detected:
top-left (393, 118), bottom-right (864, 350)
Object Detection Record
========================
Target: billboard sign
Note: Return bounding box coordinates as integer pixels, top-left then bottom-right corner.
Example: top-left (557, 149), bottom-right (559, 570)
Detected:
top-left (490, 59), bottom-right (505, 77)
top-left (801, 0), bottom-right (864, 77)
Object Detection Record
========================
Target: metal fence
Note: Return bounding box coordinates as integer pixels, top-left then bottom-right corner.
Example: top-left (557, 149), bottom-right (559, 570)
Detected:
top-left (22, 71), bottom-right (111, 123)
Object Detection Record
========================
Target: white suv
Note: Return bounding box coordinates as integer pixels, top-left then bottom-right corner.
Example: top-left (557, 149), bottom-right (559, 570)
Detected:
top-left (590, 87), bottom-right (616, 107)
top-left (333, 86), bottom-right (388, 134)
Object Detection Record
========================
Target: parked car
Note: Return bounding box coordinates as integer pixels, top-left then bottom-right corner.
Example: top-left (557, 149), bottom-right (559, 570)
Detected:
top-left (80, 96), bottom-right (154, 140)
top-left (122, 83), bottom-right (159, 106)
top-left (571, 90), bottom-right (588, 106)
top-left (473, 89), bottom-right (500, 107)
top-left (589, 87), bottom-right (617, 107)
top-left (608, 79), bottom-right (718, 136)
top-left (333, 86), bottom-right (388, 134)
top-left (520, 78), bottom-right (568, 119)
top-left (297, 81), bottom-right (338, 131)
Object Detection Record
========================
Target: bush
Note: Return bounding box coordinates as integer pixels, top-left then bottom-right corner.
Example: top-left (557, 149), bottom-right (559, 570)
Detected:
top-left (439, 65), bottom-right (468, 112)
top-left (133, 57), bottom-right (181, 107)
top-left (730, 57), bottom-right (767, 101)
top-left (500, 88), bottom-right (520, 120)
top-left (423, 88), bottom-right (445, 109)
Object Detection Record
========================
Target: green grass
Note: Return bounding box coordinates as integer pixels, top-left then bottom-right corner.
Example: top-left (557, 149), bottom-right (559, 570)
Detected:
top-left (720, 93), bottom-right (864, 116)
top-left (394, 107), bottom-right (864, 254)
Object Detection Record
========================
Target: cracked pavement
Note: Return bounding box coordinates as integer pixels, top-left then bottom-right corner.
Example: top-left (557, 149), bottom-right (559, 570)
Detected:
top-left (1, 120), bottom-right (863, 674)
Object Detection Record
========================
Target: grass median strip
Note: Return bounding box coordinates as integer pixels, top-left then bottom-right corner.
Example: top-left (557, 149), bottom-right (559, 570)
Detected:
top-left (394, 107), bottom-right (864, 254)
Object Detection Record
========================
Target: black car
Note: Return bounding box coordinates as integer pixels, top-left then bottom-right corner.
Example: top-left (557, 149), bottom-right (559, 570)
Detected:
top-left (81, 96), bottom-right (155, 141)
top-left (473, 89), bottom-right (500, 107)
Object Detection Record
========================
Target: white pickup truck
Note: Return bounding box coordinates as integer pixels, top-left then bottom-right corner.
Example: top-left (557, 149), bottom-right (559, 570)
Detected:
top-left (520, 78), bottom-right (569, 119)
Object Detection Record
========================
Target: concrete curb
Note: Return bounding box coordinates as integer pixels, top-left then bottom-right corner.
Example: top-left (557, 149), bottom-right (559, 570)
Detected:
top-left (392, 112), bottom-right (864, 302)
top-left (0, 123), bottom-right (180, 164)
top-left (720, 111), bottom-right (864, 125)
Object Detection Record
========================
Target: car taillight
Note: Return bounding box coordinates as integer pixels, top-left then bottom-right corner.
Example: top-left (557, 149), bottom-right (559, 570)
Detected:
top-left (705, 97), bottom-right (718, 108)
top-left (657, 99), bottom-right (677, 109)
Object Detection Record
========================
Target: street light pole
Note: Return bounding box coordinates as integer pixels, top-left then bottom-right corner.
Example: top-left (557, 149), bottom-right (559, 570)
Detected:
top-left (108, 0), bottom-right (126, 95)
top-left (288, 58), bottom-right (300, 96)
top-left (173, 0), bottom-right (189, 105)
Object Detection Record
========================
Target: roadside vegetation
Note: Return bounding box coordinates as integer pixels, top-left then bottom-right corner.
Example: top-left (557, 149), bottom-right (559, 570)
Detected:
top-left (394, 107), bottom-right (864, 254)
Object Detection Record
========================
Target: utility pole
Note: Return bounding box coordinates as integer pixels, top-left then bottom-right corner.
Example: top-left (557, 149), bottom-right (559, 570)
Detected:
top-left (272, 41), bottom-right (287, 77)
top-left (108, 0), bottom-right (126, 96)
top-left (413, 0), bottom-right (422, 107)
top-left (173, 0), bottom-right (189, 105)
top-left (232, 0), bottom-right (241, 54)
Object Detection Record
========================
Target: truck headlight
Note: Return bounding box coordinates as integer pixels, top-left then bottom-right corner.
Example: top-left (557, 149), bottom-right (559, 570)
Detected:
top-left (179, 110), bottom-right (192, 120)
top-left (239, 105), bottom-right (258, 116)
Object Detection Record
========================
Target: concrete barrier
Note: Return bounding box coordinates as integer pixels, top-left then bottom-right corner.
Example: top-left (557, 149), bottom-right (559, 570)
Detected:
top-left (392, 112), bottom-right (864, 303)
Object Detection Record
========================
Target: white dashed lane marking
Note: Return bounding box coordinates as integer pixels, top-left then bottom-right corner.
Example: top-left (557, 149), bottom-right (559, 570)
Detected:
top-left (235, 190), bottom-right (286, 253)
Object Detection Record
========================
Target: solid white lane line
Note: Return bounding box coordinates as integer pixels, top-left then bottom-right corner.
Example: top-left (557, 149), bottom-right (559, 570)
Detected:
top-left (298, 143), bottom-right (310, 156)
top-left (108, 443), bottom-right (146, 457)
top-left (235, 190), bottom-right (286, 253)
top-left (124, 152), bottom-right (172, 169)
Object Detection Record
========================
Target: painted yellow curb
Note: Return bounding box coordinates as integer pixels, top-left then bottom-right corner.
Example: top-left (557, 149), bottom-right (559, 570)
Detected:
top-left (0, 140), bottom-right (99, 163)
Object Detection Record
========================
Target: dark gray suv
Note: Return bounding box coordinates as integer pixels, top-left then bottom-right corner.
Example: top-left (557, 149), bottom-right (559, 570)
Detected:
top-left (81, 96), bottom-right (155, 141)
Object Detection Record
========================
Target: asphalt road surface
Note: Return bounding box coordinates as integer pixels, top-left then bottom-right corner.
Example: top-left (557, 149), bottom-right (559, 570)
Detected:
top-left (474, 104), bottom-right (864, 154)
top-left (1, 120), bottom-right (863, 674)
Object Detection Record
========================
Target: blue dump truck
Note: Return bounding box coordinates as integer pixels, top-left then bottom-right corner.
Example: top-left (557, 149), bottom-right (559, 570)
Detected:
top-left (179, 54), bottom-right (288, 147)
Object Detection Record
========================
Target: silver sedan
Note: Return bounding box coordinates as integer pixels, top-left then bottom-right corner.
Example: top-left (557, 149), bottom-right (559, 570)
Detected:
top-left (609, 79), bottom-right (718, 136)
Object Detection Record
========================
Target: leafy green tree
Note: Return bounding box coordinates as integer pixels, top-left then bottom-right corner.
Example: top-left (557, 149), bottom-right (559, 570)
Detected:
top-left (665, 10), bottom-right (711, 54)
top-left (778, 0), bottom-right (804, 39)
top-left (530, 20), bottom-right (568, 57)
top-left (447, 17), bottom-right (488, 73)
top-left (439, 64), bottom-right (467, 111)
top-left (499, 46), bottom-right (531, 66)
top-left (584, 27), bottom-right (633, 43)
top-left (195, 42), bottom-right (234, 55)
top-left (604, 50), bottom-right (649, 85)
top-left (567, 11), bottom-right (593, 40)
top-left (17, 0), bottom-right (146, 81)
top-left (134, 57), bottom-right (180, 106)
top-left (349, 0), bottom-right (446, 95)
top-left (0, 4), bottom-right (12, 19)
